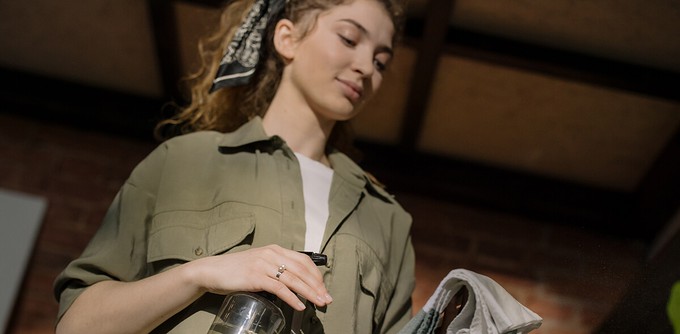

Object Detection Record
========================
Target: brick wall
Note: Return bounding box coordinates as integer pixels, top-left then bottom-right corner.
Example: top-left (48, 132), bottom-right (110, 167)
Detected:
top-left (0, 112), bottom-right (647, 333)
top-left (403, 194), bottom-right (647, 334)
top-left (1, 113), bottom-right (156, 333)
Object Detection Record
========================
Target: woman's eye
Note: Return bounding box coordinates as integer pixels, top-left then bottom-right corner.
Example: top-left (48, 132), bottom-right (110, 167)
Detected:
top-left (339, 35), bottom-right (357, 47)
top-left (374, 59), bottom-right (387, 72)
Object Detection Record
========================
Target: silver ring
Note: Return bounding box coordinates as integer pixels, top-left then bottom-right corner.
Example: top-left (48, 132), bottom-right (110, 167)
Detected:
top-left (275, 264), bottom-right (286, 280)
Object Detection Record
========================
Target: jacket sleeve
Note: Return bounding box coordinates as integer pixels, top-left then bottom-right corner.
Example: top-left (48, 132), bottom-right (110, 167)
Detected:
top-left (381, 216), bottom-right (416, 334)
top-left (52, 143), bottom-right (168, 322)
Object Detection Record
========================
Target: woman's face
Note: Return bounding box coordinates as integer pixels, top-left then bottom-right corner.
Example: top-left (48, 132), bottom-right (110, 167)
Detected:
top-left (285, 0), bottom-right (395, 121)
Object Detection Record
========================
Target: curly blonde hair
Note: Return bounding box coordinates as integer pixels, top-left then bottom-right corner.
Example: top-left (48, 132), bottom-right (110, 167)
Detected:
top-left (156, 0), bottom-right (405, 155)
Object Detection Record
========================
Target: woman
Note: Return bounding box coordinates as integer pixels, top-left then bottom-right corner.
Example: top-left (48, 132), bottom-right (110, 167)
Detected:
top-left (53, 0), bottom-right (414, 332)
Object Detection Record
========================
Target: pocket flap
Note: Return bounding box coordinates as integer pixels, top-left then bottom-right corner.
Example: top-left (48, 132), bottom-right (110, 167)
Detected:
top-left (148, 210), bottom-right (254, 263)
top-left (357, 241), bottom-right (392, 324)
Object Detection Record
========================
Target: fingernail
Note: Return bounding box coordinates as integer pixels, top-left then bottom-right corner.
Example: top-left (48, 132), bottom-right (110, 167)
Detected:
top-left (325, 294), bottom-right (333, 303)
top-left (298, 301), bottom-right (306, 310)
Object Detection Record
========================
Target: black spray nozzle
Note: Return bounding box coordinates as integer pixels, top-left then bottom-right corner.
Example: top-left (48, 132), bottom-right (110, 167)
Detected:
top-left (298, 251), bottom-right (327, 266)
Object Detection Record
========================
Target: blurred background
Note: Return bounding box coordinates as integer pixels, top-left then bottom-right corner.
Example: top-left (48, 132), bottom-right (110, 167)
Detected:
top-left (1, 0), bottom-right (679, 333)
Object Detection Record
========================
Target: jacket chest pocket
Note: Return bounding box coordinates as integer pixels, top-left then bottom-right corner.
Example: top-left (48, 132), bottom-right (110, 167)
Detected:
top-left (147, 206), bottom-right (255, 269)
top-left (325, 235), bottom-right (393, 333)
top-left (356, 240), bottom-right (393, 332)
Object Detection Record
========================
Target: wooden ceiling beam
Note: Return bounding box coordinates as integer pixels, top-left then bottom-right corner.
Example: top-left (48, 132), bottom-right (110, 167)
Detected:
top-left (432, 26), bottom-right (680, 102)
top-left (0, 67), bottom-right (163, 141)
top-left (355, 140), bottom-right (640, 240)
top-left (148, 0), bottom-right (183, 102)
top-left (147, 0), bottom-right (224, 103)
top-left (398, 0), bottom-right (455, 149)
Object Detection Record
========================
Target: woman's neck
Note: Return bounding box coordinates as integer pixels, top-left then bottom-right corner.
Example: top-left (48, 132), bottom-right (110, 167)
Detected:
top-left (262, 89), bottom-right (334, 166)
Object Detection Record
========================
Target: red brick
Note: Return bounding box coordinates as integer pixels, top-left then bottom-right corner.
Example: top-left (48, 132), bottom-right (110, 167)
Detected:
top-left (580, 302), bottom-right (614, 329)
top-left (412, 228), bottom-right (471, 254)
top-left (530, 249), bottom-right (586, 274)
top-left (0, 161), bottom-right (23, 189)
top-left (7, 296), bottom-right (59, 332)
top-left (580, 252), bottom-right (643, 285)
top-left (541, 269), bottom-right (633, 304)
top-left (29, 247), bottom-right (76, 274)
top-left (532, 322), bottom-right (589, 334)
top-left (475, 239), bottom-right (533, 273)
top-left (524, 295), bottom-right (578, 322)
top-left (412, 263), bottom-right (447, 311)
top-left (425, 204), bottom-right (546, 245)
top-left (412, 241), bottom-right (470, 270)
top-left (35, 219), bottom-right (95, 257)
top-left (42, 198), bottom-right (88, 230)
top-left (44, 173), bottom-right (117, 203)
top-left (546, 224), bottom-right (646, 262)
top-left (0, 114), bottom-right (41, 144)
top-left (478, 271), bottom-right (540, 302)
top-left (34, 123), bottom-right (154, 165)
top-left (56, 155), bottom-right (112, 184)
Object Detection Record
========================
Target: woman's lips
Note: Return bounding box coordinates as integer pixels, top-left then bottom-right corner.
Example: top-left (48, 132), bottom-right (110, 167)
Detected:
top-left (337, 79), bottom-right (363, 104)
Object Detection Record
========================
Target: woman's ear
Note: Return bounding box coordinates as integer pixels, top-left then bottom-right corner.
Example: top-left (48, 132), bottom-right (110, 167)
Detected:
top-left (273, 19), bottom-right (297, 61)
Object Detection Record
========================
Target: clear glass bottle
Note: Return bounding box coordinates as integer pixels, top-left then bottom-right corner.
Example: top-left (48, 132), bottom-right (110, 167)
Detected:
top-left (208, 292), bottom-right (285, 334)
top-left (208, 252), bottom-right (327, 334)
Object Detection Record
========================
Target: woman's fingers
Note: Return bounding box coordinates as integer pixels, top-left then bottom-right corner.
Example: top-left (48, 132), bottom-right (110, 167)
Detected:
top-left (195, 245), bottom-right (333, 310)
top-left (271, 262), bottom-right (331, 307)
top-left (265, 275), bottom-right (307, 310)
top-left (265, 247), bottom-right (332, 307)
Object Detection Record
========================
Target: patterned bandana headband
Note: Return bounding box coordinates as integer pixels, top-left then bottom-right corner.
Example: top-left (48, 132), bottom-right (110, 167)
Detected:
top-left (210, 0), bottom-right (286, 92)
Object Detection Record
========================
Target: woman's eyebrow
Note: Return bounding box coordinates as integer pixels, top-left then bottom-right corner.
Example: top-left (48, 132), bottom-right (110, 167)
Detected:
top-left (338, 18), bottom-right (394, 56)
top-left (339, 18), bottom-right (369, 34)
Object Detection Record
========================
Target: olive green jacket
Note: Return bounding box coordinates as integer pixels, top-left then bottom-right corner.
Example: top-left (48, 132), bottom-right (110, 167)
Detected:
top-left (54, 117), bottom-right (415, 334)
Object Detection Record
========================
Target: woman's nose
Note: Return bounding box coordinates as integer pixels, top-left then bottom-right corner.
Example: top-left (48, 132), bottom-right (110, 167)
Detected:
top-left (352, 50), bottom-right (375, 77)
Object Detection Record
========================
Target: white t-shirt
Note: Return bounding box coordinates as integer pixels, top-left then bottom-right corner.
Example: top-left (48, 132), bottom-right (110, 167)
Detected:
top-left (294, 152), bottom-right (333, 253)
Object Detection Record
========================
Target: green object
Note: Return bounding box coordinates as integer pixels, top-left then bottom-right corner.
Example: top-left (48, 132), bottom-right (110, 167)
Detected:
top-left (670, 281), bottom-right (680, 334)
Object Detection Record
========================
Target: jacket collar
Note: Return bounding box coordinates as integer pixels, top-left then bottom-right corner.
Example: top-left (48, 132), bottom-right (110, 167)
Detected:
top-left (327, 150), bottom-right (366, 191)
top-left (329, 151), bottom-right (393, 203)
top-left (216, 116), bottom-right (287, 156)
top-left (216, 116), bottom-right (392, 203)
top-left (217, 116), bottom-right (272, 147)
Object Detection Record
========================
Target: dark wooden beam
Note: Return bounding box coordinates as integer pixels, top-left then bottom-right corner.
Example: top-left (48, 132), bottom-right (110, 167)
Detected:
top-left (146, 0), bottom-right (226, 102)
top-left (427, 24), bottom-right (680, 102)
top-left (148, 0), bottom-right (184, 102)
top-left (355, 141), bottom-right (640, 240)
top-left (0, 67), bottom-right (163, 141)
top-left (398, 0), bottom-right (455, 149)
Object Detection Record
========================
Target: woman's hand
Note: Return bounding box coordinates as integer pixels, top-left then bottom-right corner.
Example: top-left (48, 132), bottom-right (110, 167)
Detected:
top-left (56, 245), bottom-right (331, 334)
top-left (187, 244), bottom-right (333, 310)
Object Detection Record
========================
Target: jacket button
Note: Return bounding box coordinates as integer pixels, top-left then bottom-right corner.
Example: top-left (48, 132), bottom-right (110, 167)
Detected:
top-left (194, 247), bottom-right (204, 256)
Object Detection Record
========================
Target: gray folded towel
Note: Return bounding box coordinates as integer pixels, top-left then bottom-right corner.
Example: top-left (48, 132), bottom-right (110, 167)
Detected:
top-left (399, 269), bottom-right (542, 334)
